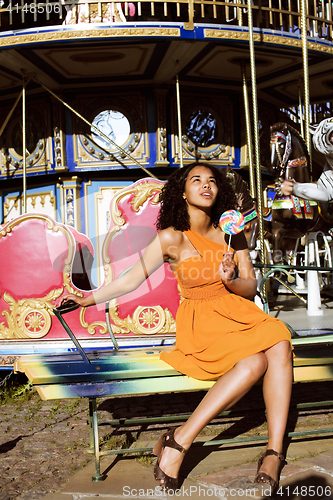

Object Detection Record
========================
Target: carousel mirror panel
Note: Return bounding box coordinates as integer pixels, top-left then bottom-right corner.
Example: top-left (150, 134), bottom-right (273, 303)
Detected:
top-left (171, 95), bottom-right (234, 166)
top-left (72, 94), bottom-right (149, 169)
top-left (0, 102), bottom-right (53, 176)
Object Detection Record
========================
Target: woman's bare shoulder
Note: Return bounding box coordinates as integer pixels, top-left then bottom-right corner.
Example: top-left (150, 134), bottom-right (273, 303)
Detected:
top-left (158, 227), bottom-right (185, 247)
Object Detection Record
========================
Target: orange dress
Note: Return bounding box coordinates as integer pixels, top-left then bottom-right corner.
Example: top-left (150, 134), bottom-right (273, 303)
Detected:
top-left (160, 229), bottom-right (292, 381)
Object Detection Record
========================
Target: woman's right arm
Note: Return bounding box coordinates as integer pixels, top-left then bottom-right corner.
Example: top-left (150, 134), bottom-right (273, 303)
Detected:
top-left (61, 228), bottom-right (179, 308)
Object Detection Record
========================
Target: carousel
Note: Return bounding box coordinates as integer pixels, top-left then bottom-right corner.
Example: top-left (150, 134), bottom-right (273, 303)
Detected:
top-left (1, 0), bottom-right (333, 371)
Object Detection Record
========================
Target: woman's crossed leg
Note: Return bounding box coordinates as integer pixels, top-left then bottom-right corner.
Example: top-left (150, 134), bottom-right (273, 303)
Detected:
top-left (154, 341), bottom-right (292, 488)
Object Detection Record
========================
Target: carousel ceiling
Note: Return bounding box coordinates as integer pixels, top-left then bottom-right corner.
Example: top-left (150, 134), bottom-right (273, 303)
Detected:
top-left (0, 36), bottom-right (332, 106)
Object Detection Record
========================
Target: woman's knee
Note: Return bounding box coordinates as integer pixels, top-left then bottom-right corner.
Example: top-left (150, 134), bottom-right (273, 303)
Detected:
top-left (236, 353), bottom-right (267, 381)
top-left (266, 340), bottom-right (293, 366)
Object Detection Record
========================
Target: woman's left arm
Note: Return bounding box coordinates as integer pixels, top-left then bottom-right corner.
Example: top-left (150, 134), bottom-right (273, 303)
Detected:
top-left (219, 232), bottom-right (257, 300)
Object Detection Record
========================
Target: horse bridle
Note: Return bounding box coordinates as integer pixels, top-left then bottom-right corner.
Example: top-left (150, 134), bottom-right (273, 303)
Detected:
top-left (270, 129), bottom-right (292, 175)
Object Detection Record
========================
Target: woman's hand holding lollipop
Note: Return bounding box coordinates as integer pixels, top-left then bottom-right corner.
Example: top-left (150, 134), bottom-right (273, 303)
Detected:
top-left (219, 210), bottom-right (245, 249)
top-left (218, 210), bottom-right (245, 284)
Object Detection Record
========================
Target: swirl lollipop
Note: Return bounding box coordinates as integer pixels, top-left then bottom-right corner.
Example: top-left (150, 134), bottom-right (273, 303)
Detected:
top-left (219, 210), bottom-right (245, 250)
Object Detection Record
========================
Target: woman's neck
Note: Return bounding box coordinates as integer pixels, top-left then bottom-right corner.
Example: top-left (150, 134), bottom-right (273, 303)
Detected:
top-left (188, 210), bottom-right (214, 236)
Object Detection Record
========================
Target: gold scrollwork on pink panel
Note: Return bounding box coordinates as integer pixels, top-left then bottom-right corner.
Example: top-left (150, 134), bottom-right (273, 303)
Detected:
top-left (0, 288), bottom-right (63, 339)
top-left (107, 300), bottom-right (176, 335)
top-left (79, 307), bottom-right (109, 336)
top-left (79, 180), bottom-right (174, 336)
top-left (130, 181), bottom-right (162, 213)
top-left (110, 180), bottom-right (162, 226)
top-left (79, 301), bottom-right (176, 336)
top-left (103, 181), bottom-right (163, 267)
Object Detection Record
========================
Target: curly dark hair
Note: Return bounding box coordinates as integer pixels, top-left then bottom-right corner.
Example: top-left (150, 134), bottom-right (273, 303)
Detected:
top-left (156, 162), bottom-right (237, 231)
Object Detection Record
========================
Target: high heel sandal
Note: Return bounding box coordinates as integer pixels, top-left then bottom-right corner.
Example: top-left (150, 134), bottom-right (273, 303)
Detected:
top-left (153, 428), bottom-right (187, 492)
top-left (254, 449), bottom-right (285, 494)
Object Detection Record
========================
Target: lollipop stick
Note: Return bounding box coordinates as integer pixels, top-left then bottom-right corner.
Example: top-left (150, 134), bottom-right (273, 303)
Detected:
top-left (228, 234), bottom-right (231, 251)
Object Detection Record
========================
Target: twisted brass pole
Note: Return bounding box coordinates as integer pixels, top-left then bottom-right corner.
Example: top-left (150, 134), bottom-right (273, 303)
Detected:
top-left (242, 62), bottom-right (255, 200)
top-left (22, 82), bottom-right (27, 214)
top-left (300, 0), bottom-right (312, 179)
top-left (247, 0), bottom-right (265, 272)
top-left (176, 72), bottom-right (184, 168)
top-left (298, 76), bottom-right (304, 139)
top-left (246, 0), bottom-right (267, 300)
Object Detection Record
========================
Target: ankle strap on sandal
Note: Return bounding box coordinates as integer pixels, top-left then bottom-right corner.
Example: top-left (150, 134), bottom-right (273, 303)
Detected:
top-left (164, 429), bottom-right (187, 454)
top-left (265, 449), bottom-right (284, 462)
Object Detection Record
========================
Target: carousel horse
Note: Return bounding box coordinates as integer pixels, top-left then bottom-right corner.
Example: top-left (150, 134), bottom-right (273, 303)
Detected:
top-left (269, 122), bottom-right (320, 263)
top-left (278, 117), bottom-right (333, 225)
top-left (279, 117), bottom-right (333, 202)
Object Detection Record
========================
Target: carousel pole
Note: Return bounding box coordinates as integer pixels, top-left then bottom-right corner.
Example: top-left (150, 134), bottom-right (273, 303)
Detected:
top-left (241, 61), bottom-right (255, 200)
top-left (22, 79), bottom-right (27, 215)
top-left (298, 76), bottom-right (304, 139)
top-left (242, 60), bottom-right (264, 307)
top-left (300, 0), bottom-right (322, 316)
top-left (300, 0), bottom-right (312, 178)
top-left (247, 0), bottom-right (266, 291)
top-left (175, 69), bottom-right (184, 168)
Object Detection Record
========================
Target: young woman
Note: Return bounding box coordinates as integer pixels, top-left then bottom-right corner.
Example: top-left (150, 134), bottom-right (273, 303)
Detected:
top-left (61, 163), bottom-right (293, 494)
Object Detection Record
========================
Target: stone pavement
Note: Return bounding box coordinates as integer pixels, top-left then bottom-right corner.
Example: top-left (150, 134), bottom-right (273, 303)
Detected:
top-left (2, 379), bottom-right (333, 500)
top-left (42, 441), bottom-right (333, 500)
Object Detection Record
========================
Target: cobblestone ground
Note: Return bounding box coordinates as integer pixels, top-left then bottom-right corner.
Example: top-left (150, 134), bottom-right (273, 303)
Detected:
top-left (0, 383), bottom-right (92, 500)
top-left (1, 374), bottom-right (333, 500)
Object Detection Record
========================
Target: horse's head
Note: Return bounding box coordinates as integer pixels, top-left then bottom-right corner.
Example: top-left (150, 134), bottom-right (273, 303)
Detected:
top-left (270, 122), bottom-right (309, 179)
top-left (270, 122), bottom-right (292, 177)
top-left (311, 117), bottom-right (333, 163)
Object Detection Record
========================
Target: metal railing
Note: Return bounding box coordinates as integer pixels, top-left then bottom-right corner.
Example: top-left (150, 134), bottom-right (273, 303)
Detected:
top-left (0, 0), bottom-right (332, 38)
top-left (282, 101), bottom-right (333, 128)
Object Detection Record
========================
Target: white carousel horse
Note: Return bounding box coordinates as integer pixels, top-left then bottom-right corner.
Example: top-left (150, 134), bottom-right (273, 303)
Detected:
top-left (273, 119), bottom-right (333, 316)
top-left (279, 117), bottom-right (333, 202)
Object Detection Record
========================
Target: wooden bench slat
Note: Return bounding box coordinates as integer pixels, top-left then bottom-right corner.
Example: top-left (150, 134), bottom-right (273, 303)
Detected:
top-left (14, 356), bottom-right (180, 385)
top-left (18, 352), bottom-right (333, 387)
top-left (291, 334), bottom-right (333, 346)
top-left (32, 362), bottom-right (333, 401)
top-left (34, 376), bottom-right (215, 400)
top-left (13, 337), bottom-right (333, 402)
top-left (293, 344), bottom-right (333, 366)
top-left (13, 334), bottom-right (333, 370)
top-left (13, 347), bottom-right (169, 364)
top-left (293, 364), bottom-right (333, 383)
top-left (15, 342), bottom-right (333, 383)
